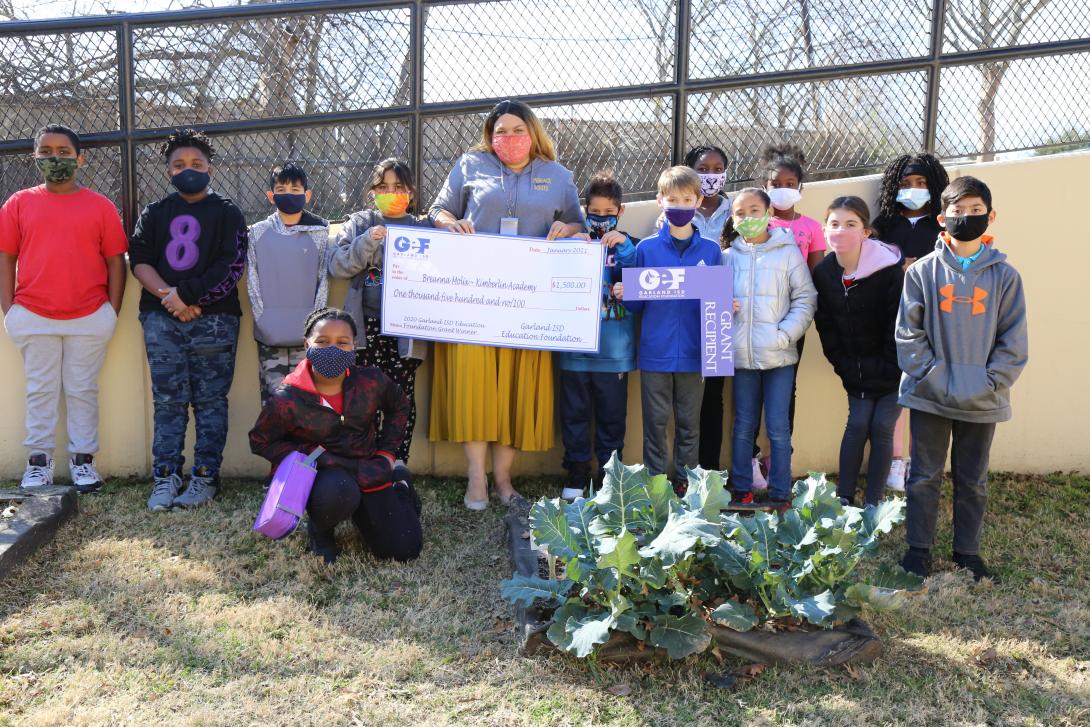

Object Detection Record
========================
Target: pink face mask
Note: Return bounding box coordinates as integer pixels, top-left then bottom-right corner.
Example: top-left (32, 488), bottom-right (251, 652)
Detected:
top-left (826, 227), bottom-right (866, 255)
top-left (492, 133), bottom-right (532, 166)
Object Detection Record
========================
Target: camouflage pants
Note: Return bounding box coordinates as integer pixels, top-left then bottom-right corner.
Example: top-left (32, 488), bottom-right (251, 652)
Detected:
top-left (256, 342), bottom-right (306, 406)
top-left (140, 311), bottom-right (240, 474)
top-left (357, 316), bottom-right (420, 463)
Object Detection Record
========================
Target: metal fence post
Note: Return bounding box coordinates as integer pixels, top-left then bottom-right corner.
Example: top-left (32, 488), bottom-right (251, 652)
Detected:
top-left (116, 21), bottom-right (138, 231)
top-left (923, 0), bottom-right (946, 154)
top-left (410, 0), bottom-right (425, 199)
top-left (671, 0), bottom-right (691, 166)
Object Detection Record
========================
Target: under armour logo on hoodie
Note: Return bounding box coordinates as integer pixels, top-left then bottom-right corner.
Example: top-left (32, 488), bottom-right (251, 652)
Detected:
top-left (939, 284), bottom-right (988, 315)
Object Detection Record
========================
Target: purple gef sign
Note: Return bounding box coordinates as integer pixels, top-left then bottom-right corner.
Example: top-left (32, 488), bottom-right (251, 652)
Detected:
top-left (622, 265), bottom-right (734, 376)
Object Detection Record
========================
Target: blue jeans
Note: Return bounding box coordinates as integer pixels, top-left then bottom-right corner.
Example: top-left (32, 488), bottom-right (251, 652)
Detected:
top-left (731, 366), bottom-right (795, 499)
top-left (837, 391), bottom-right (901, 505)
top-left (140, 311), bottom-right (239, 474)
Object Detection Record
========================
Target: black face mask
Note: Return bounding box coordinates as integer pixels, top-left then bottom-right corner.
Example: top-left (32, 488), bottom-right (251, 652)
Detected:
top-left (171, 168), bottom-right (210, 195)
top-left (272, 193), bottom-right (306, 215)
top-left (945, 213), bottom-right (990, 242)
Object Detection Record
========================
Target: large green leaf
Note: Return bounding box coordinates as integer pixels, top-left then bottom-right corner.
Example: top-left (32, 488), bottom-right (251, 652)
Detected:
top-left (639, 557), bottom-right (668, 589)
top-left (710, 600), bottom-right (758, 632)
top-left (746, 512), bottom-right (780, 562)
top-left (499, 574), bottom-right (574, 607)
top-left (843, 583), bottom-right (910, 611)
top-left (648, 612), bottom-right (711, 659)
top-left (778, 508), bottom-right (818, 549)
top-left (862, 564), bottom-right (926, 591)
top-left (530, 498), bottom-right (582, 559)
top-left (592, 456), bottom-right (653, 533)
top-left (564, 496), bottom-right (599, 558)
top-left (638, 509), bottom-right (720, 567)
top-left (708, 538), bottom-right (750, 576)
top-left (859, 498), bottom-right (906, 544)
top-left (547, 601), bottom-right (615, 657)
top-left (683, 467), bottom-right (732, 519)
top-left (721, 513), bottom-right (754, 549)
top-left (565, 610), bottom-right (615, 657)
top-left (596, 529), bottom-right (640, 576)
top-left (646, 473), bottom-right (676, 530)
top-left (786, 590), bottom-right (837, 626)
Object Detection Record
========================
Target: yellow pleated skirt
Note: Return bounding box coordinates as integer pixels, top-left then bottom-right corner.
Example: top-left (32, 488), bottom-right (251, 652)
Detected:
top-left (428, 343), bottom-right (554, 452)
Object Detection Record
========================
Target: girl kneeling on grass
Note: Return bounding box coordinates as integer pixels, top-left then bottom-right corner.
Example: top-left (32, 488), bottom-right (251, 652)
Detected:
top-left (249, 308), bottom-right (422, 565)
top-left (813, 197), bottom-right (904, 506)
top-left (723, 188), bottom-right (816, 507)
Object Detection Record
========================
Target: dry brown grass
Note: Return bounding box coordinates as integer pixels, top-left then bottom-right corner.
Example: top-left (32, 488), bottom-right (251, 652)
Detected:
top-left (1, 472), bottom-right (1088, 726)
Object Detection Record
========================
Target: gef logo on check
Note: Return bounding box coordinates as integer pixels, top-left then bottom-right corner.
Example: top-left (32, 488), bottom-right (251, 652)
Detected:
top-left (638, 267), bottom-right (685, 291)
top-left (393, 235), bottom-right (431, 254)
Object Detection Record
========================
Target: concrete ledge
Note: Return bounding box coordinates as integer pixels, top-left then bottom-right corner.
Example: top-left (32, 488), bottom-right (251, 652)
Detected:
top-left (0, 486), bottom-right (77, 583)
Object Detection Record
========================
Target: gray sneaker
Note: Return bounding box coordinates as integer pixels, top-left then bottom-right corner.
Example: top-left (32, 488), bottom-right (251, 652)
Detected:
top-left (172, 466), bottom-right (219, 510)
top-left (147, 466), bottom-right (182, 512)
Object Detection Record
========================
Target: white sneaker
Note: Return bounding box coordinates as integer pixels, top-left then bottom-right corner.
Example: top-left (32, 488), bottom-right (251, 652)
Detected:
top-left (560, 487), bottom-right (584, 501)
top-left (886, 459), bottom-right (907, 492)
top-left (751, 458), bottom-right (768, 491)
top-left (69, 454), bottom-right (104, 494)
top-left (21, 453), bottom-right (54, 490)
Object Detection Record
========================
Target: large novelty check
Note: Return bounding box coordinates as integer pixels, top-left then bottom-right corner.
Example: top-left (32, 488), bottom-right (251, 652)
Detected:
top-left (380, 225), bottom-right (605, 352)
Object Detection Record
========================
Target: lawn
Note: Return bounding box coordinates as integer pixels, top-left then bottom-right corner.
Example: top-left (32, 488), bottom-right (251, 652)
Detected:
top-left (1, 472), bottom-right (1088, 726)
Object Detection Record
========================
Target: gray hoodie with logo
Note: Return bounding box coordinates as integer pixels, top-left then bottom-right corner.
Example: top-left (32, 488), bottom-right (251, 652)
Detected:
top-left (896, 236), bottom-right (1028, 423)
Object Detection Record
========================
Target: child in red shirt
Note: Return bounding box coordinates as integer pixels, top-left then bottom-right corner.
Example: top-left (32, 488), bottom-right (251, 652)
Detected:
top-left (0, 124), bottom-right (128, 493)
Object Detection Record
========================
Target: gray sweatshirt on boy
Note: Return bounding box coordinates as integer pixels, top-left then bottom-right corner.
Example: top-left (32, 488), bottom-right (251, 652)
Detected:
top-left (246, 210), bottom-right (330, 347)
top-left (896, 236), bottom-right (1028, 423)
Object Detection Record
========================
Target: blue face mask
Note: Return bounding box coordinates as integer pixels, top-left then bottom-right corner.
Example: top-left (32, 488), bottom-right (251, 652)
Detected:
top-left (586, 213), bottom-right (618, 238)
top-left (273, 193), bottom-right (306, 215)
top-left (306, 345), bottom-right (355, 379)
top-left (171, 168), bottom-right (210, 195)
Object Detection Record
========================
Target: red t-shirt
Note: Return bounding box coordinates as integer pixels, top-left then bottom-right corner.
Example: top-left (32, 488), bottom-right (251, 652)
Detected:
top-left (322, 392), bottom-right (344, 414)
top-left (0, 185), bottom-right (128, 319)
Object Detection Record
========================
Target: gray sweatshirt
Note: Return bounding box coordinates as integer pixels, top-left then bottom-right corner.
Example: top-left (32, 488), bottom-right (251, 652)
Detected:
top-left (896, 236), bottom-right (1028, 423)
top-left (246, 210), bottom-right (330, 347)
top-left (723, 226), bottom-right (817, 370)
top-left (427, 151), bottom-right (585, 237)
top-left (327, 209), bottom-right (432, 360)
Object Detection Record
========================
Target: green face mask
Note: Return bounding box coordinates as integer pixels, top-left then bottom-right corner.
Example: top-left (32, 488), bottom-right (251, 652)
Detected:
top-left (35, 156), bottom-right (78, 184)
top-left (734, 212), bottom-right (770, 240)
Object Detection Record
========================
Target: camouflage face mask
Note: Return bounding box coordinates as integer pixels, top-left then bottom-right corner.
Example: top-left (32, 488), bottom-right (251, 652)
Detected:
top-left (35, 156), bottom-right (78, 183)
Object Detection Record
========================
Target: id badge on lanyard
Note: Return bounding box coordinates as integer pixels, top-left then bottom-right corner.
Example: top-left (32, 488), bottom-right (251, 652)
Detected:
top-left (499, 164), bottom-right (521, 236)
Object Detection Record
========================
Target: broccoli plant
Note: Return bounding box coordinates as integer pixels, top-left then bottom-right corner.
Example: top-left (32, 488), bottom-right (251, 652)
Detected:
top-left (501, 456), bottom-right (922, 660)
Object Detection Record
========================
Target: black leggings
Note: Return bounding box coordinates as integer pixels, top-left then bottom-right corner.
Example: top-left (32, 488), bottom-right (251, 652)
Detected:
top-left (306, 467), bottom-right (423, 562)
top-left (698, 336), bottom-right (806, 470)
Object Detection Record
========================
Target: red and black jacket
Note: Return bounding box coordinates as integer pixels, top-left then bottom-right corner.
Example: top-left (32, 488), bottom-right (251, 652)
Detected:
top-left (249, 359), bottom-right (410, 491)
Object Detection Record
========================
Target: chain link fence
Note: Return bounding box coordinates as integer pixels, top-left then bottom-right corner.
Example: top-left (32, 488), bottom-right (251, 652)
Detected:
top-left (1, 0), bottom-right (1089, 226)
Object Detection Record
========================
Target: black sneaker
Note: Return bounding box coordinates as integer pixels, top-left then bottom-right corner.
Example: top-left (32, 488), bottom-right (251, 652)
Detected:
top-left (953, 552), bottom-right (995, 582)
top-left (901, 547), bottom-right (932, 578)
top-left (307, 522), bottom-right (340, 565)
top-left (561, 462), bottom-right (591, 501)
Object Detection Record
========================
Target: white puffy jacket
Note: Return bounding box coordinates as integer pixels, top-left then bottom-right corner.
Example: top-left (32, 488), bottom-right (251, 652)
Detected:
top-left (724, 226), bottom-right (817, 370)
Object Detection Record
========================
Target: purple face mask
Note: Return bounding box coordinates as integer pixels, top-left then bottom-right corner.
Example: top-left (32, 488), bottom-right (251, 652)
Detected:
top-left (664, 207), bottom-right (697, 227)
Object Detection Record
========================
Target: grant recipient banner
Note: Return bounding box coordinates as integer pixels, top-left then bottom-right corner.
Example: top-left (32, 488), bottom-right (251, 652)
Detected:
top-left (381, 225), bottom-right (605, 353)
top-left (621, 265), bottom-right (734, 376)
